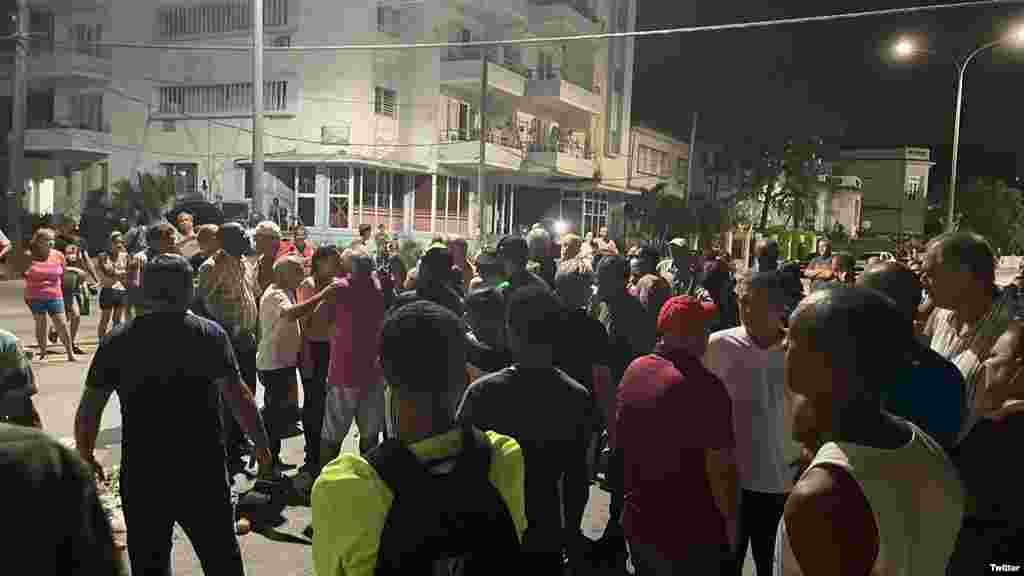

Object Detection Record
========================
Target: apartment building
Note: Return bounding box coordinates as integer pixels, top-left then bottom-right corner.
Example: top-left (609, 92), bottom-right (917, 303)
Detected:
top-left (99, 0), bottom-right (637, 244)
top-left (0, 0), bottom-right (113, 221)
top-left (626, 124), bottom-right (687, 196)
top-left (832, 146), bottom-right (933, 238)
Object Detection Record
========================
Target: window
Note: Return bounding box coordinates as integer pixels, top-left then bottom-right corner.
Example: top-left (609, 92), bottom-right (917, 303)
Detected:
top-left (328, 167), bottom-right (349, 228)
top-left (157, 81), bottom-right (289, 115)
top-left (435, 176), bottom-right (469, 235)
top-left (296, 166), bottom-right (316, 228)
top-left (677, 158), bottom-right (688, 180)
top-left (637, 145), bottom-right (668, 176)
top-left (157, 0), bottom-right (288, 39)
top-left (163, 163), bottom-right (198, 198)
top-left (494, 183), bottom-right (516, 236)
top-left (272, 35), bottom-right (290, 47)
top-left (607, 92), bottom-right (622, 155)
top-left (70, 94), bottom-right (104, 131)
top-left (905, 174), bottom-right (922, 201)
top-left (377, 5), bottom-right (400, 36)
top-left (374, 87), bottom-right (396, 118)
top-left (582, 191), bottom-right (608, 236)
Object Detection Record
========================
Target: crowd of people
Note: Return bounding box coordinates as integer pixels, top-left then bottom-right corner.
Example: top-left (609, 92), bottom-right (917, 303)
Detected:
top-left (1, 214), bottom-right (1022, 576)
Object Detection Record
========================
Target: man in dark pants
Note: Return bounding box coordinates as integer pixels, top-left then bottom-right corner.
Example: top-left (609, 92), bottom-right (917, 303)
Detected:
top-left (75, 254), bottom-right (273, 576)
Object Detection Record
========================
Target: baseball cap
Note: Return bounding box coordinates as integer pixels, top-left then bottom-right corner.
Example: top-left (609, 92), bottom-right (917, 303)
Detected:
top-left (657, 296), bottom-right (717, 338)
top-left (496, 235), bottom-right (528, 262)
top-left (668, 238), bottom-right (689, 249)
top-left (219, 222), bottom-right (254, 258)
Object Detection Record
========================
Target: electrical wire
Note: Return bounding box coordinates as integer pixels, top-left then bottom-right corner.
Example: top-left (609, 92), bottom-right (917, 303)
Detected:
top-left (82, 0), bottom-right (1008, 53)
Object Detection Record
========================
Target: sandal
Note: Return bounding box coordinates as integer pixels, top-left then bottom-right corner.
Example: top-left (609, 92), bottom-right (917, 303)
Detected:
top-left (37, 350), bottom-right (50, 361)
top-left (72, 345), bottom-right (86, 355)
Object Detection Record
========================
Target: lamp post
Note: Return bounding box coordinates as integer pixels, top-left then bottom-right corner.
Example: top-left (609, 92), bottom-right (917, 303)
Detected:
top-left (893, 29), bottom-right (1024, 232)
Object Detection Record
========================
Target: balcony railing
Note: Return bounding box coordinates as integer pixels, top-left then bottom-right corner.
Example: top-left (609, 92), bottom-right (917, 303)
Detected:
top-left (28, 118), bottom-right (111, 133)
top-left (440, 127), bottom-right (524, 150)
top-left (528, 139), bottom-right (592, 159)
top-left (442, 45), bottom-right (531, 78)
top-left (530, 0), bottom-right (600, 23)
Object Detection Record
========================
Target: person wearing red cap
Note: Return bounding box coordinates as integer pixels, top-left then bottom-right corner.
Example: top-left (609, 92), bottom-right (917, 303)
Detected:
top-left (615, 296), bottom-right (739, 574)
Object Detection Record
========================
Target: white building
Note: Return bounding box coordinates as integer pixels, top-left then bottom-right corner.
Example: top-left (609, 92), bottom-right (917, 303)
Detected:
top-left (96, 0), bottom-right (638, 244)
top-left (1, 0), bottom-right (113, 221)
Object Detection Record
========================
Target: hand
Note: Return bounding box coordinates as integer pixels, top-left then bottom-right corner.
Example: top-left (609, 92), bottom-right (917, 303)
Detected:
top-left (255, 447), bottom-right (274, 479)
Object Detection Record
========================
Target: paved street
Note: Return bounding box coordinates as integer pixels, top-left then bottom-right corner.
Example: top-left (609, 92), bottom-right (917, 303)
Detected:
top-left (11, 260), bottom-right (1018, 575)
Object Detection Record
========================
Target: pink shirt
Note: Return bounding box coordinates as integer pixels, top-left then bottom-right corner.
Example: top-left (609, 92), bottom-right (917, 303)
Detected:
top-left (24, 260), bottom-right (64, 301)
top-left (327, 274), bottom-right (385, 391)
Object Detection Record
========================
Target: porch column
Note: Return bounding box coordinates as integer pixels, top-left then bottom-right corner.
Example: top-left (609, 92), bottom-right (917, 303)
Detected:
top-left (347, 166), bottom-right (355, 229)
top-left (430, 173), bottom-right (437, 234)
top-left (404, 176), bottom-right (414, 233)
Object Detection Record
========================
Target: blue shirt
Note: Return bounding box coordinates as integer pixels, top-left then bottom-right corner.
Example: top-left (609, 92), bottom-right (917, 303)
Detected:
top-left (884, 342), bottom-right (965, 451)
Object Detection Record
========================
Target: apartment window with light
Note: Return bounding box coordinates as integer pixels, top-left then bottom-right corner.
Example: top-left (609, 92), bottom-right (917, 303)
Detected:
top-left (374, 87), bottom-right (397, 118)
top-left (905, 175), bottom-right (922, 201)
top-left (163, 163), bottom-right (198, 197)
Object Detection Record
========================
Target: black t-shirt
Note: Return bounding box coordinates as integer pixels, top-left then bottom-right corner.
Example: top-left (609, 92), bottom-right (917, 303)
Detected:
top-left (465, 333), bottom-right (511, 375)
top-left (456, 366), bottom-right (593, 549)
top-left (189, 252), bottom-right (211, 277)
top-left (0, 423), bottom-right (122, 575)
top-left (393, 286), bottom-right (465, 317)
top-left (85, 312), bottom-right (240, 474)
top-left (555, 307), bottom-right (610, 394)
top-left (953, 402), bottom-right (1024, 525)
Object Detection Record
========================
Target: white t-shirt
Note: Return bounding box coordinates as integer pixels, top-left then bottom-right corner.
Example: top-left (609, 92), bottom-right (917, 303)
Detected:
top-left (704, 325), bottom-right (795, 494)
top-left (256, 285), bottom-right (301, 371)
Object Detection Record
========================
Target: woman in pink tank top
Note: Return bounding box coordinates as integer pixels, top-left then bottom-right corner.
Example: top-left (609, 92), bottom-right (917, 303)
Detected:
top-left (23, 228), bottom-right (77, 361)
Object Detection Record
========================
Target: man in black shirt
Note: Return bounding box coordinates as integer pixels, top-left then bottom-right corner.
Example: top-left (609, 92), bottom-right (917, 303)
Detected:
top-left (464, 287), bottom-right (512, 375)
top-left (457, 286), bottom-right (593, 573)
top-left (75, 254), bottom-right (273, 576)
top-left (496, 235), bottom-right (550, 292)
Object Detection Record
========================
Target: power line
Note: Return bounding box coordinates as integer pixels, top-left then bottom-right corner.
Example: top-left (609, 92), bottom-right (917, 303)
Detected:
top-left (83, 0), bottom-right (1009, 53)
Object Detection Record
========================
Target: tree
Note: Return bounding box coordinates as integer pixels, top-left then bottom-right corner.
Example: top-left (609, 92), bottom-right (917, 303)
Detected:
top-left (739, 138), bottom-right (825, 231)
top-left (957, 178), bottom-right (1024, 254)
top-left (111, 173), bottom-right (177, 224)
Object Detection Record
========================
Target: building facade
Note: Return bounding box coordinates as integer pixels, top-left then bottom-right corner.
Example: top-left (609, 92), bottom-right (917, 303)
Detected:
top-left (626, 124), bottom-right (687, 196)
top-left (1, 0), bottom-right (113, 224)
top-left (832, 146), bottom-right (933, 238)
top-left (62, 0), bottom-right (638, 245)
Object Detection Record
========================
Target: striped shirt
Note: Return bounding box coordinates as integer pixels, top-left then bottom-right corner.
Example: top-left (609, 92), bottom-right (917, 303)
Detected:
top-left (925, 287), bottom-right (1016, 443)
top-left (197, 250), bottom-right (259, 337)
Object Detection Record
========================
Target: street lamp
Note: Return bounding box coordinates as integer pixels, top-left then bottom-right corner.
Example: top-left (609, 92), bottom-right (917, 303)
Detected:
top-left (893, 27), bottom-right (1024, 232)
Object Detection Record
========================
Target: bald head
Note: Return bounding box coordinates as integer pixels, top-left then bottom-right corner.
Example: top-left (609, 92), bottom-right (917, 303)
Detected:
top-left (857, 261), bottom-right (921, 322)
top-left (789, 285), bottom-right (911, 395)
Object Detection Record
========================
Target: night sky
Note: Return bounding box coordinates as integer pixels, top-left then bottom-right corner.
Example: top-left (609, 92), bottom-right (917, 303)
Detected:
top-left (633, 1), bottom-right (1024, 199)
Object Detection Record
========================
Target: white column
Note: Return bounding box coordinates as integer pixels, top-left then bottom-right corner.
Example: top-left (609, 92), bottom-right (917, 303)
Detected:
top-left (347, 166), bottom-right (355, 229)
top-left (430, 173), bottom-right (437, 234)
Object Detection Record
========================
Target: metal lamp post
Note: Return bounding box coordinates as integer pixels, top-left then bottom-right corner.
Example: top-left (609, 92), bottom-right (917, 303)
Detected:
top-left (893, 29), bottom-right (1024, 232)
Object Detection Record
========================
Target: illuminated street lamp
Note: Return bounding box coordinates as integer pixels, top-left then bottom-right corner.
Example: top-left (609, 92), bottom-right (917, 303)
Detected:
top-left (893, 27), bottom-right (1024, 232)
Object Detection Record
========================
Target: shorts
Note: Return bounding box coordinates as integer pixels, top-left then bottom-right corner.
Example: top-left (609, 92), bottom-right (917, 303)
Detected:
top-left (26, 299), bottom-right (64, 315)
top-left (99, 287), bottom-right (128, 310)
top-left (62, 290), bottom-right (82, 310)
top-left (321, 381), bottom-right (384, 448)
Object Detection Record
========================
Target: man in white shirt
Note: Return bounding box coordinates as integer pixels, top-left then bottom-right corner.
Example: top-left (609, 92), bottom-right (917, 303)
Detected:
top-left (704, 270), bottom-right (794, 576)
top-left (256, 256), bottom-right (338, 467)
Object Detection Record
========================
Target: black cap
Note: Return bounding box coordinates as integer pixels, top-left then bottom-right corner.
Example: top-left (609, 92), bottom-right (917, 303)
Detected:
top-left (421, 244), bottom-right (453, 276)
top-left (219, 222), bottom-right (254, 258)
top-left (496, 235), bottom-right (528, 263)
top-left (142, 254), bottom-right (194, 310)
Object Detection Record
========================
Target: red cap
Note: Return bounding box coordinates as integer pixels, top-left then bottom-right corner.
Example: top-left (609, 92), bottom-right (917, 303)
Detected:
top-left (657, 296), bottom-right (718, 338)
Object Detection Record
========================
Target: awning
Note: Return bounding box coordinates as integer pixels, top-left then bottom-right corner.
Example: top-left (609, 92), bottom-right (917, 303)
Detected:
top-left (233, 152), bottom-right (432, 174)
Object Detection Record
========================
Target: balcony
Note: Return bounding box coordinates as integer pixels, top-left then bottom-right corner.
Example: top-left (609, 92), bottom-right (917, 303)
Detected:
top-left (437, 128), bottom-right (524, 172)
top-left (21, 120), bottom-right (113, 162)
top-left (525, 69), bottom-right (602, 121)
top-left (28, 47), bottom-right (112, 86)
top-left (528, 0), bottom-right (599, 35)
top-left (525, 140), bottom-right (595, 179)
top-left (440, 46), bottom-right (528, 98)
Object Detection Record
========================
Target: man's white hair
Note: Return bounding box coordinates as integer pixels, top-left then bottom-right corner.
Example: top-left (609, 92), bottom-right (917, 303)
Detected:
top-left (254, 220), bottom-right (282, 239)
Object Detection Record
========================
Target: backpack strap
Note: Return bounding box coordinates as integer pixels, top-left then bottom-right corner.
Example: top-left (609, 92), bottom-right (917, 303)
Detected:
top-left (365, 437), bottom-right (435, 498)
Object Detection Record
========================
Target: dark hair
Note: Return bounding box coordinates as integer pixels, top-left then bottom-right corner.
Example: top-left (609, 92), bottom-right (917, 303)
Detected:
top-left (790, 285), bottom-right (911, 389)
top-left (358, 223), bottom-right (372, 237)
top-left (927, 231), bottom-right (996, 282)
top-left (858, 261), bottom-right (922, 324)
top-left (142, 254), bottom-right (194, 309)
top-left (701, 260), bottom-right (731, 295)
top-left (555, 258), bottom-right (593, 309)
top-left (146, 222), bottom-right (175, 244)
top-left (465, 288), bottom-right (505, 347)
top-left (596, 253), bottom-right (628, 282)
top-left (311, 245), bottom-right (339, 276)
top-left (736, 270), bottom-right (788, 308)
top-left (380, 300), bottom-right (466, 394)
top-left (636, 246), bottom-right (661, 272)
top-left (506, 285), bottom-right (565, 347)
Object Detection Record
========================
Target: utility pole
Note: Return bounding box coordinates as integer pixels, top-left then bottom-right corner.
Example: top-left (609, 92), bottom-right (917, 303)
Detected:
top-left (477, 52), bottom-right (488, 240)
top-left (252, 0), bottom-right (264, 219)
top-left (6, 0), bottom-right (28, 247)
top-left (687, 111), bottom-right (698, 249)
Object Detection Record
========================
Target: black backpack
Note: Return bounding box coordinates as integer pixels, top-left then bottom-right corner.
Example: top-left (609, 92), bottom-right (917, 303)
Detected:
top-left (367, 425), bottom-right (521, 575)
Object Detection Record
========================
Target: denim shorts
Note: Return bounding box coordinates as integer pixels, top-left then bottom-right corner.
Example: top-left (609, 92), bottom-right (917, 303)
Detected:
top-left (26, 299), bottom-right (65, 315)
